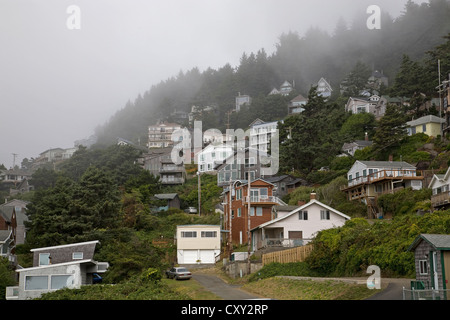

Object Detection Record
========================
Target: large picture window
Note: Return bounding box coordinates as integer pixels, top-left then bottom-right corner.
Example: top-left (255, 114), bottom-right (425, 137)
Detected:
top-left (51, 275), bottom-right (74, 290)
top-left (25, 276), bottom-right (48, 290)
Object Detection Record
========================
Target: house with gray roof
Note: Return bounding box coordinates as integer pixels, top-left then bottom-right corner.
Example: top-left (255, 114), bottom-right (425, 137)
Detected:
top-left (408, 234), bottom-right (450, 298)
top-left (5, 240), bottom-right (109, 300)
top-left (341, 160), bottom-right (423, 218)
top-left (406, 115), bottom-right (445, 138)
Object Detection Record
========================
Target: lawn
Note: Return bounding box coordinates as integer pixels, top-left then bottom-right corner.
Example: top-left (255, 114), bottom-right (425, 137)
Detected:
top-left (241, 277), bottom-right (379, 300)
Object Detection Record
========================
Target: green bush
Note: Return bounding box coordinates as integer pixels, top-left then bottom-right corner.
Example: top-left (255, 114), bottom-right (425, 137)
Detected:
top-left (306, 212), bottom-right (450, 278)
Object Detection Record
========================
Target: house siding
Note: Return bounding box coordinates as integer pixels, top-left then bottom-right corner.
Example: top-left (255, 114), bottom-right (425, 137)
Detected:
top-left (32, 241), bottom-right (98, 267)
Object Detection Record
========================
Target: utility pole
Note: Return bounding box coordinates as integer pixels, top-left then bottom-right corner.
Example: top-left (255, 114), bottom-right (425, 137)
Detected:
top-left (197, 171), bottom-right (201, 216)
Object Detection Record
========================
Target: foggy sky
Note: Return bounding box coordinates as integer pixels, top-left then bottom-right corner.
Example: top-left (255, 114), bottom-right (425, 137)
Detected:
top-left (0, 0), bottom-right (410, 168)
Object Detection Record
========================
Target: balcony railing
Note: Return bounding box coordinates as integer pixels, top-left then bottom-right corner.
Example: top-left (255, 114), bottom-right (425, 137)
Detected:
top-left (345, 169), bottom-right (423, 188)
top-left (431, 192), bottom-right (450, 207)
top-left (261, 238), bottom-right (312, 248)
top-left (243, 196), bottom-right (286, 205)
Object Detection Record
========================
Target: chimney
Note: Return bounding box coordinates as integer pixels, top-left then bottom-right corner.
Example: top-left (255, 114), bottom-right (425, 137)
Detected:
top-left (389, 154), bottom-right (393, 162)
top-left (310, 193), bottom-right (316, 201)
top-left (365, 132), bottom-right (369, 141)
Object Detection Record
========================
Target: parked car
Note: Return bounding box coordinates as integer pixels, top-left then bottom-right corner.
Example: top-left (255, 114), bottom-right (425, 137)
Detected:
top-left (165, 267), bottom-right (192, 280)
top-left (185, 207), bottom-right (197, 214)
top-left (92, 273), bottom-right (102, 284)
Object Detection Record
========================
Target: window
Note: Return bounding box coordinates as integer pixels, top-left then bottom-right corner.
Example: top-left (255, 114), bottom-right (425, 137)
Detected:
top-left (422, 124), bottom-right (426, 132)
top-left (298, 211), bottom-right (308, 220)
top-left (73, 252), bottom-right (83, 260)
top-left (51, 275), bottom-right (74, 290)
top-left (25, 276), bottom-right (48, 290)
top-left (256, 207), bottom-right (262, 216)
top-left (237, 208), bottom-right (241, 217)
top-left (320, 210), bottom-right (330, 220)
top-left (419, 260), bottom-right (428, 275)
top-left (39, 253), bottom-right (50, 266)
top-left (201, 231), bottom-right (217, 238)
top-left (250, 207), bottom-right (262, 216)
top-left (181, 231), bottom-right (197, 238)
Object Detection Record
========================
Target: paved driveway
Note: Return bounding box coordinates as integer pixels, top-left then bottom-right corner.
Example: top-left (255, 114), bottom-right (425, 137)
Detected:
top-left (192, 274), bottom-right (263, 300)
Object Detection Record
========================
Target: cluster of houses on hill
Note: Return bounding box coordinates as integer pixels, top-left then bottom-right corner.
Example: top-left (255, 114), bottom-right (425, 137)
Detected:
top-left (3, 74), bottom-right (450, 299)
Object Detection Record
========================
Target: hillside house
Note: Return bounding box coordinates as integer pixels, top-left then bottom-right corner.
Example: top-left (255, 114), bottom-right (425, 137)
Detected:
top-left (341, 160), bottom-right (423, 218)
top-left (196, 143), bottom-right (234, 173)
top-left (6, 241), bottom-right (109, 300)
top-left (142, 147), bottom-right (186, 185)
top-left (429, 166), bottom-right (450, 210)
top-left (176, 225), bottom-right (221, 264)
top-left (147, 121), bottom-right (182, 149)
top-left (0, 230), bottom-right (14, 265)
top-left (249, 119), bottom-right (279, 153)
top-left (215, 148), bottom-right (274, 188)
top-left (367, 70), bottom-right (389, 90)
top-left (288, 94), bottom-right (308, 115)
top-left (235, 93), bottom-right (251, 112)
top-left (406, 115), bottom-right (445, 138)
top-left (345, 97), bottom-right (377, 114)
top-left (408, 234), bottom-right (450, 299)
top-left (264, 174), bottom-right (305, 199)
top-left (316, 77), bottom-right (333, 98)
top-left (222, 178), bottom-right (286, 246)
top-left (251, 193), bottom-right (350, 251)
top-left (0, 199), bottom-right (29, 245)
top-left (269, 81), bottom-right (293, 96)
top-left (341, 134), bottom-right (373, 157)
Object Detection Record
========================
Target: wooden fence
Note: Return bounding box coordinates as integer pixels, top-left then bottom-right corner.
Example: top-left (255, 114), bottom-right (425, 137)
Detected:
top-left (262, 244), bottom-right (313, 266)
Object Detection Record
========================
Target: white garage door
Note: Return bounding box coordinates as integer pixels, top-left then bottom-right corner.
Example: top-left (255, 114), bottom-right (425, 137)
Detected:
top-left (199, 250), bottom-right (215, 264)
top-left (181, 250), bottom-right (199, 264)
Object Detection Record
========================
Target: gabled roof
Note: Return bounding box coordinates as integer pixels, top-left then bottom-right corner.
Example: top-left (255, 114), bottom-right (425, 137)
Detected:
top-left (406, 115), bottom-right (445, 127)
top-left (291, 94), bottom-right (308, 102)
top-left (428, 167), bottom-right (450, 188)
top-left (154, 193), bottom-right (179, 200)
top-left (350, 160), bottom-right (416, 171)
top-left (408, 234), bottom-right (450, 251)
top-left (251, 199), bottom-right (350, 231)
top-left (0, 230), bottom-right (13, 242)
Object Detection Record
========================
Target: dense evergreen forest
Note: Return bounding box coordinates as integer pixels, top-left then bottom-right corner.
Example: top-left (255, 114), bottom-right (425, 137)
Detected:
top-left (94, 0), bottom-right (450, 148)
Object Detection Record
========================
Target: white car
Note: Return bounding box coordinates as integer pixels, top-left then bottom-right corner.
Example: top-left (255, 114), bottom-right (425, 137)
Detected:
top-left (185, 207), bottom-right (197, 214)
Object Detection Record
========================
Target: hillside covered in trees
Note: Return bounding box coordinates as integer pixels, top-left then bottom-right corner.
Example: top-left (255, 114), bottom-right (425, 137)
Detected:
top-left (94, 0), bottom-right (450, 148)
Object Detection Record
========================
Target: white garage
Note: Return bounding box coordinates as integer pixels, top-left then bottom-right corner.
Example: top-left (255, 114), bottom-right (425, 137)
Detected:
top-left (176, 225), bottom-right (221, 265)
top-left (177, 249), bottom-right (218, 264)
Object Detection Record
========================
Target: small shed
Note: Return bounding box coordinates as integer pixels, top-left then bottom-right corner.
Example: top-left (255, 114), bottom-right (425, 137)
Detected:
top-left (154, 193), bottom-right (181, 210)
top-left (408, 234), bottom-right (450, 298)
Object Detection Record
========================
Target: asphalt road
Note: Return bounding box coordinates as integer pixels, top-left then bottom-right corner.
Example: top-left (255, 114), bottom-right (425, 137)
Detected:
top-left (192, 274), bottom-right (263, 300)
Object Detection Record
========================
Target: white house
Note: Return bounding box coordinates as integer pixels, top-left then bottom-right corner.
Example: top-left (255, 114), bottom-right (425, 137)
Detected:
top-left (176, 225), bottom-right (221, 264)
top-left (316, 77), bottom-right (333, 98)
top-left (236, 94), bottom-right (251, 112)
top-left (429, 167), bottom-right (450, 210)
top-left (197, 143), bottom-right (234, 173)
top-left (249, 119), bottom-right (279, 153)
top-left (5, 241), bottom-right (109, 300)
top-left (251, 193), bottom-right (350, 251)
top-left (345, 97), bottom-right (373, 114)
